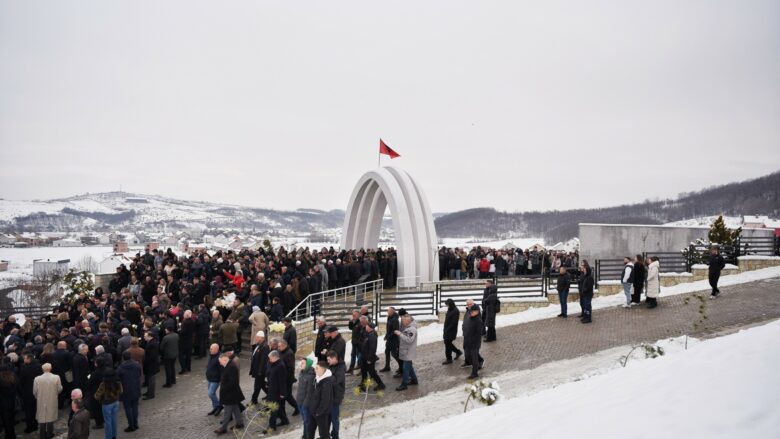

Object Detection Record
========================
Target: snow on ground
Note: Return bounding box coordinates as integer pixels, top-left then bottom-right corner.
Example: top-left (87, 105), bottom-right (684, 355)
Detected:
top-left (398, 319), bottom-right (780, 439)
top-left (664, 215), bottom-right (745, 228)
top-left (0, 246), bottom-right (127, 272)
top-left (440, 237), bottom-right (546, 250)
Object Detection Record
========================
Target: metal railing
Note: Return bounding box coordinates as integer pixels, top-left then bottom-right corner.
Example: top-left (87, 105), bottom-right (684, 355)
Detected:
top-left (285, 279), bottom-right (384, 330)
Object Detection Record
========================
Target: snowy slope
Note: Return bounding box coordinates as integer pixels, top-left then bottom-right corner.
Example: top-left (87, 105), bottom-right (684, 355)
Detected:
top-left (399, 319), bottom-right (780, 439)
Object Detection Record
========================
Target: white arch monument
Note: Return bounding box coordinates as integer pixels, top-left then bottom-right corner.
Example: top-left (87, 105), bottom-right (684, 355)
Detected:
top-left (341, 166), bottom-right (439, 287)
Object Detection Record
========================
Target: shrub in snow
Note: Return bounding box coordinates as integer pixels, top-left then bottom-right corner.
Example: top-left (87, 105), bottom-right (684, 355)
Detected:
top-left (620, 343), bottom-right (665, 368)
top-left (684, 293), bottom-right (709, 330)
top-left (463, 380), bottom-right (501, 412)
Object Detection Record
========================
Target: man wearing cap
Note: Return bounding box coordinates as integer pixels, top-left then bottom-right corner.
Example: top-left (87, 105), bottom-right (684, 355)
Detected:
top-left (249, 305), bottom-right (270, 347)
top-left (283, 318), bottom-right (298, 354)
top-left (326, 327), bottom-right (346, 365)
top-left (463, 305), bottom-right (483, 379)
top-left (359, 322), bottom-right (385, 392)
top-left (33, 363), bottom-right (62, 439)
top-left (394, 314), bottom-right (418, 391)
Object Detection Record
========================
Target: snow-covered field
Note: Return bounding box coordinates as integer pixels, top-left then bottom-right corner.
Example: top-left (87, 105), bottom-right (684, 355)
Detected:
top-left (0, 246), bottom-right (129, 272)
top-left (397, 319), bottom-right (780, 439)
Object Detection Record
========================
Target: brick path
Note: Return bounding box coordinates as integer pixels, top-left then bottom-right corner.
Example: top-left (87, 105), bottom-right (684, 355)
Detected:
top-left (44, 276), bottom-right (780, 438)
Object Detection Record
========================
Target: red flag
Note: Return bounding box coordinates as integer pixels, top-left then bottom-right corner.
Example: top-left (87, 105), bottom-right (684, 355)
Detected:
top-left (379, 139), bottom-right (401, 159)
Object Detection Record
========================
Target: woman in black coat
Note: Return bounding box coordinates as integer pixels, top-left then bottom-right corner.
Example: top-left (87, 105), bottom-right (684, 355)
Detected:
top-left (442, 299), bottom-right (462, 364)
top-left (578, 260), bottom-right (595, 324)
top-left (0, 360), bottom-right (18, 439)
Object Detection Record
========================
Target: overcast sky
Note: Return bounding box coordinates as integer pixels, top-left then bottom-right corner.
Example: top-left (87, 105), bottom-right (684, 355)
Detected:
top-left (1, 0), bottom-right (779, 214)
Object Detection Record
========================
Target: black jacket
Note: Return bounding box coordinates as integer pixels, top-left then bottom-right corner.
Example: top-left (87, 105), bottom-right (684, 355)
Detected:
top-left (179, 318), bottom-right (195, 349)
top-left (308, 374), bottom-right (334, 417)
top-left (360, 330), bottom-right (379, 363)
top-left (280, 347), bottom-right (296, 384)
top-left (632, 263), bottom-right (646, 289)
top-left (384, 314), bottom-right (400, 349)
top-left (709, 254), bottom-right (726, 274)
top-left (71, 353), bottom-right (90, 391)
top-left (443, 306), bottom-right (459, 341)
top-left (219, 361), bottom-right (245, 405)
top-left (143, 338), bottom-right (160, 375)
top-left (578, 269), bottom-right (595, 298)
top-left (555, 272), bottom-right (571, 292)
top-left (206, 353), bottom-right (222, 383)
top-left (463, 313), bottom-right (483, 350)
top-left (329, 334), bottom-right (346, 365)
top-left (19, 359), bottom-right (43, 402)
top-left (314, 327), bottom-right (328, 361)
top-left (265, 360), bottom-right (287, 402)
top-left (329, 362), bottom-right (346, 405)
top-left (283, 326), bottom-right (298, 353)
top-left (117, 359), bottom-right (142, 402)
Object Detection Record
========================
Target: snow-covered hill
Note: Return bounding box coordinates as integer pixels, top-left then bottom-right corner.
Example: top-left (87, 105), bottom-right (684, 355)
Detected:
top-left (0, 192), bottom-right (345, 233)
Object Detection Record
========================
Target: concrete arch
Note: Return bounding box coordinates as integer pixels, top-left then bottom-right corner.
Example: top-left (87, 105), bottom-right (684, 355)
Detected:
top-left (341, 167), bottom-right (439, 286)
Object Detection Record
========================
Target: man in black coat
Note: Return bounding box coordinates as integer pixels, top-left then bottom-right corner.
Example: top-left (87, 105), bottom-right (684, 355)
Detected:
top-left (160, 327), bottom-right (179, 387)
top-left (52, 341), bottom-right (73, 408)
top-left (19, 353), bottom-right (43, 433)
top-left (214, 354), bottom-right (245, 434)
top-left (463, 305), bottom-right (483, 379)
top-left (380, 307), bottom-right (402, 374)
top-left (708, 246), bottom-right (726, 298)
top-left (142, 332), bottom-right (160, 400)
top-left (306, 362), bottom-right (334, 439)
top-left (283, 318), bottom-right (297, 354)
top-left (194, 305), bottom-right (211, 359)
top-left (249, 333), bottom-right (269, 405)
top-left (117, 351), bottom-right (142, 432)
top-left (326, 327), bottom-right (346, 365)
top-left (179, 310), bottom-right (195, 373)
top-left (326, 350), bottom-right (345, 439)
top-left (359, 323), bottom-right (385, 392)
top-left (314, 318), bottom-right (328, 362)
top-left (278, 340), bottom-right (299, 416)
top-left (71, 343), bottom-right (90, 395)
top-left (482, 280), bottom-right (499, 342)
top-left (265, 351), bottom-right (290, 431)
top-left (442, 299), bottom-right (462, 364)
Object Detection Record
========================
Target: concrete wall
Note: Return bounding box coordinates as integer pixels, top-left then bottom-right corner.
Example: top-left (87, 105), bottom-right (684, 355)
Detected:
top-left (579, 223), bottom-right (775, 261)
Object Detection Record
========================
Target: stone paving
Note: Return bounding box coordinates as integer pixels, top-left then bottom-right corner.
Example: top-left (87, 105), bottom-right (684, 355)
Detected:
top-left (36, 276), bottom-right (780, 438)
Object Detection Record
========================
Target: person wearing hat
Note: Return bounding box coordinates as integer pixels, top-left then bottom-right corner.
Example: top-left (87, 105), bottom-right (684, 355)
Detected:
top-left (94, 369), bottom-right (123, 439)
top-left (33, 362), bottom-right (62, 439)
top-left (359, 322), bottom-right (385, 392)
top-left (326, 327), bottom-right (346, 365)
top-left (463, 305), bottom-right (483, 379)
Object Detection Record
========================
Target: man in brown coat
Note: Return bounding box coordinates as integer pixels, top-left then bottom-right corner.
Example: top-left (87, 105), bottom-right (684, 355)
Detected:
top-left (220, 319), bottom-right (239, 352)
top-left (127, 337), bottom-right (146, 379)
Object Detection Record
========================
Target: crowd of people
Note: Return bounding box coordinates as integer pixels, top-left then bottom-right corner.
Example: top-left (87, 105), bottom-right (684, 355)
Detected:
top-left (438, 246), bottom-right (579, 280)
top-left (0, 244), bottom-right (399, 438)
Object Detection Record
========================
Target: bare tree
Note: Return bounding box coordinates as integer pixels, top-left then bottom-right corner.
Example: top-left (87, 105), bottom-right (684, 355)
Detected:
top-left (76, 255), bottom-right (98, 274)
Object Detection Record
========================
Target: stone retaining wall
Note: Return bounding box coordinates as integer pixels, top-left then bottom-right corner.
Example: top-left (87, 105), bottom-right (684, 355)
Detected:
top-left (738, 258), bottom-right (780, 272)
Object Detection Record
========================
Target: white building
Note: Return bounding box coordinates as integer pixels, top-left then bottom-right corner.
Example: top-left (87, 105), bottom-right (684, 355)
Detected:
top-left (52, 238), bottom-right (83, 247)
top-left (98, 254), bottom-right (133, 274)
top-left (33, 259), bottom-right (70, 277)
top-left (743, 215), bottom-right (770, 229)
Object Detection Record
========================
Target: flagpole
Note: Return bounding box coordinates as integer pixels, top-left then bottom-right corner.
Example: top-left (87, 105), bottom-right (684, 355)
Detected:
top-left (378, 145), bottom-right (381, 168)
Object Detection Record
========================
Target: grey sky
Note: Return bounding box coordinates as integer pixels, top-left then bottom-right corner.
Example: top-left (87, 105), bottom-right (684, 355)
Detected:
top-left (1, 0), bottom-right (779, 214)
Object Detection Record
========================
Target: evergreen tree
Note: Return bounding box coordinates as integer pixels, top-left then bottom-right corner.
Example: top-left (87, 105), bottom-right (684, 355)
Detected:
top-left (707, 215), bottom-right (742, 246)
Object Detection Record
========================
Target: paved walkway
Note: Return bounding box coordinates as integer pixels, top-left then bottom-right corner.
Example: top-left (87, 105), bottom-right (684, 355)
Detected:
top-left (46, 276), bottom-right (780, 438)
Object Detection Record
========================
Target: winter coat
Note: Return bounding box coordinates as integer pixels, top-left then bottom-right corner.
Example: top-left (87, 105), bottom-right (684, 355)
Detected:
top-left (578, 268), bottom-right (595, 298)
top-left (296, 366), bottom-right (315, 404)
top-left (646, 261), bottom-right (661, 298)
top-left (160, 332), bottom-right (179, 360)
top-left (329, 361), bottom-right (346, 405)
top-left (33, 372), bottom-right (62, 423)
top-left (632, 263), bottom-right (646, 289)
top-left (349, 318), bottom-right (364, 346)
top-left (482, 285), bottom-right (498, 327)
top-left (206, 353), bottom-right (223, 383)
top-left (68, 407), bottom-right (91, 439)
top-left (179, 318), bottom-right (195, 350)
top-left (265, 360), bottom-right (287, 402)
top-left (443, 305), bottom-right (459, 342)
top-left (71, 353), bottom-right (90, 391)
top-left (116, 359), bottom-right (142, 402)
top-left (384, 314), bottom-right (400, 350)
top-left (95, 381), bottom-right (123, 405)
top-left (556, 272), bottom-right (571, 292)
top-left (249, 343), bottom-right (269, 379)
top-left (621, 263), bottom-right (635, 284)
top-left (143, 338), bottom-right (160, 376)
top-left (19, 359), bottom-right (43, 404)
top-left (329, 334), bottom-right (346, 364)
top-left (709, 254), bottom-right (726, 274)
top-left (280, 347), bottom-right (296, 385)
top-left (219, 321), bottom-right (239, 346)
top-left (361, 330), bottom-right (379, 363)
top-left (249, 311), bottom-right (269, 340)
top-left (283, 325), bottom-right (298, 353)
top-left (314, 327), bottom-right (328, 361)
top-left (219, 360), bottom-right (245, 405)
top-left (398, 320), bottom-right (418, 361)
top-left (463, 313), bottom-right (483, 351)
top-left (308, 370), bottom-right (334, 417)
